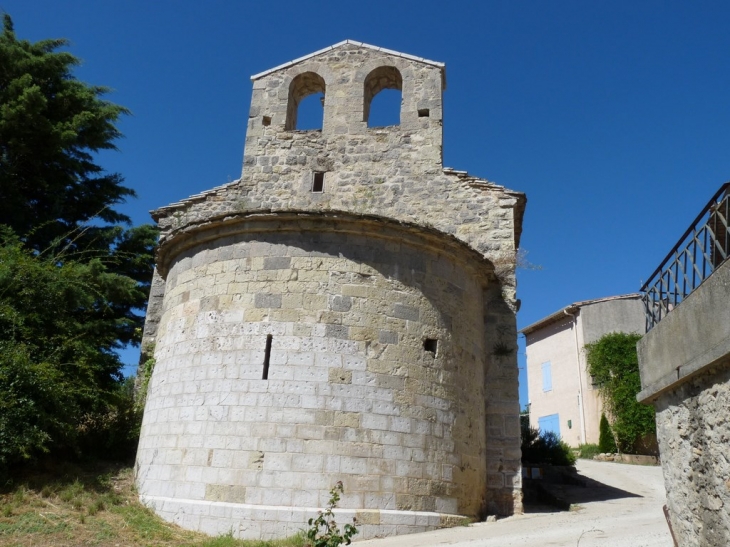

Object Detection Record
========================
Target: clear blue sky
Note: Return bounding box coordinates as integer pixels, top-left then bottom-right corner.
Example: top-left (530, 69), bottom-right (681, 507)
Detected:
top-left (7, 1), bottom-right (730, 407)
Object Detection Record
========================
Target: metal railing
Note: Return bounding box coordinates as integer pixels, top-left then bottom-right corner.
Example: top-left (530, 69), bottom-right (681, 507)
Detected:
top-left (641, 182), bottom-right (730, 331)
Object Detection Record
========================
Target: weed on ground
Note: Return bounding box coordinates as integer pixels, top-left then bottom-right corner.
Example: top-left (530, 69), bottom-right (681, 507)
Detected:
top-left (0, 461), bottom-right (305, 547)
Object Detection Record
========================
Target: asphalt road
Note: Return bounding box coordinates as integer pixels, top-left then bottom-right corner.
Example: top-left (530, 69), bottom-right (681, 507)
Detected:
top-left (356, 460), bottom-right (673, 547)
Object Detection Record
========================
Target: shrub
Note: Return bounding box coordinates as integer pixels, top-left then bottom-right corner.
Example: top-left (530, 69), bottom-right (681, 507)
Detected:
top-left (598, 413), bottom-right (617, 453)
top-left (520, 420), bottom-right (576, 466)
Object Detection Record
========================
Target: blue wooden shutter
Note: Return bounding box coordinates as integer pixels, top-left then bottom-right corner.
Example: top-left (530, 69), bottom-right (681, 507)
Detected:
top-left (541, 362), bottom-right (552, 392)
top-left (538, 413), bottom-right (561, 436)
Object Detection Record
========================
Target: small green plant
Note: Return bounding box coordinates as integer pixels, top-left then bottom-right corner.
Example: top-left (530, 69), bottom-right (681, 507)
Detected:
top-left (87, 498), bottom-right (105, 515)
top-left (12, 486), bottom-right (25, 504)
top-left (59, 480), bottom-right (83, 503)
top-left (135, 356), bottom-right (156, 412)
top-left (306, 482), bottom-right (358, 547)
top-left (577, 443), bottom-right (601, 459)
top-left (492, 341), bottom-right (514, 357)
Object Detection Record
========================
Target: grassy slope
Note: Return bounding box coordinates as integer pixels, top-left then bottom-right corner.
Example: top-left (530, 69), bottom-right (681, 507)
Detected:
top-left (0, 461), bottom-right (305, 547)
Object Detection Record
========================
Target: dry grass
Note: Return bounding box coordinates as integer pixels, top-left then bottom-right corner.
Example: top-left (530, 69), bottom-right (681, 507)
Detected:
top-left (0, 461), bottom-right (305, 547)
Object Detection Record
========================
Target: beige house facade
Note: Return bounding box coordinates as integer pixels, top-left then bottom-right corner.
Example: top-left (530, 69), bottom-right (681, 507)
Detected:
top-left (521, 295), bottom-right (644, 447)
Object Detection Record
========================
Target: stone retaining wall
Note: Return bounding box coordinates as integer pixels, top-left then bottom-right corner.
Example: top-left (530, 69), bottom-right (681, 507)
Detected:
top-left (652, 364), bottom-right (730, 547)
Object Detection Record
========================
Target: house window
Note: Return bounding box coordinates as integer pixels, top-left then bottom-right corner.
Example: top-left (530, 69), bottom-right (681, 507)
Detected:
top-left (541, 361), bottom-right (552, 392)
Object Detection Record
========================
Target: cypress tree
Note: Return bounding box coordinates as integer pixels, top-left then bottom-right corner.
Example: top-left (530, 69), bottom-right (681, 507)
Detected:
top-left (599, 413), bottom-right (617, 453)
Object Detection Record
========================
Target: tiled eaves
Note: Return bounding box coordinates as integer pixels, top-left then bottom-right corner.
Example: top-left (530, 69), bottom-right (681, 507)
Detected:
top-left (151, 180), bottom-right (241, 221)
top-left (250, 39), bottom-right (446, 81)
top-left (444, 166), bottom-right (510, 190)
top-left (151, 168), bottom-right (523, 221)
top-left (443, 167), bottom-right (527, 201)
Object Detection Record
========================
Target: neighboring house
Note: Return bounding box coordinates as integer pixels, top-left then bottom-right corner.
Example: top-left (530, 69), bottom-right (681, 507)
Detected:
top-left (637, 183), bottom-right (730, 547)
top-left (521, 295), bottom-right (645, 447)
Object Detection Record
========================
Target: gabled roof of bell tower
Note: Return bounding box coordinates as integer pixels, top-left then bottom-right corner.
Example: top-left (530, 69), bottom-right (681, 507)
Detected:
top-left (250, 39), bottom-right (446, 81)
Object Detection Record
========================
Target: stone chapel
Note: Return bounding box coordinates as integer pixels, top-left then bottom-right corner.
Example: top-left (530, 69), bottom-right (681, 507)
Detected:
top-left (135, 40), bottom-right (526, 540)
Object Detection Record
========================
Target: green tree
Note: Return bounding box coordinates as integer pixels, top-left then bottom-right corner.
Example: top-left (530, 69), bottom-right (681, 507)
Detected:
top-left (0, 13), bottom-right (157, 341)
top-left (0, 13), bottom-right (132, 250)
top-left (0, 15), bottom-right (156, 469)
top-left (585, 332), bottom-right (655, 453)
top-left (0, 230), bottom-right (145, 465)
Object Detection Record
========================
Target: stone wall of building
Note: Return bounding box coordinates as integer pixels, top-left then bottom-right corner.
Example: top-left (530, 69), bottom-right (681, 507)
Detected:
top-left (136, 223), bottom-right (502, 538)
top-left (653, 364), bottom-right (730, 547)
top-left (136, 41), bottom-right (525, 540)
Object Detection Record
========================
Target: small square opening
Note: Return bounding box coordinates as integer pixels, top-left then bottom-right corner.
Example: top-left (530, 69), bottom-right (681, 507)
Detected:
top-left (262, 116), bottom-right (272, 126)
top-left (424, 338), bottom-right (438, 355)
top-left (312, 171), bottom-right (325, 193)
top-left (418, 109), bottom-right (430, 118)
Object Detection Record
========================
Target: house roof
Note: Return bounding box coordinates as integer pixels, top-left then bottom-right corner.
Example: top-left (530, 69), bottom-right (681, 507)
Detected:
top-left (250, 39), bottom-right (446, 81)
top-left (519, 293), bottom-right (643, 336)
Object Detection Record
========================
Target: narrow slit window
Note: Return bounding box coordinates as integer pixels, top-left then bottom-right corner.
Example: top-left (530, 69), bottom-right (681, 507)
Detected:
top-left (312, 171), bottom-right (325, 193)
top-left (262, 116), bottom-right (272, 126)
top-left (424, 338), bottom-right (438, 355)
top-left (262, 335), bottom-right (273, 379)
top-left (418, 108), bottom-right (430, 118)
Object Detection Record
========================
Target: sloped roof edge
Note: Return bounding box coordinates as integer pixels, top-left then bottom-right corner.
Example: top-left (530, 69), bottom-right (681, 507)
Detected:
top-left (150, 168), bottom-right (523, 220)
top-left (250, 39), bottom-right (445, 81)
top-left (519, 293), bottom-right (643, 336)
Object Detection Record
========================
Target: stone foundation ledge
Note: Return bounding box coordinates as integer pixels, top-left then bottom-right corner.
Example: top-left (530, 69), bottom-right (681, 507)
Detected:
top-left (140, 495), bottom-right (468, 540)
top-left (592, 453), bottom-right (659, 465)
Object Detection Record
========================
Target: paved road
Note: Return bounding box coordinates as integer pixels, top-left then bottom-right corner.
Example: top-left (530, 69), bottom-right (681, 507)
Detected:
top-left (357, 460), bottom-right (673, 547)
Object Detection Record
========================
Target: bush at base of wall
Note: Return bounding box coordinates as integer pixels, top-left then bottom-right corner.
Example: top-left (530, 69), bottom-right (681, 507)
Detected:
top-left (521, 421), bottom-right (576, 466)
top-left (598, 414), bottom-right (618, 453)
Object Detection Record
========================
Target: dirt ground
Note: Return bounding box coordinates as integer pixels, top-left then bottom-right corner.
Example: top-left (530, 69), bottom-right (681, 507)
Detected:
top-left (356, 459), bottom-right (673, 547)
